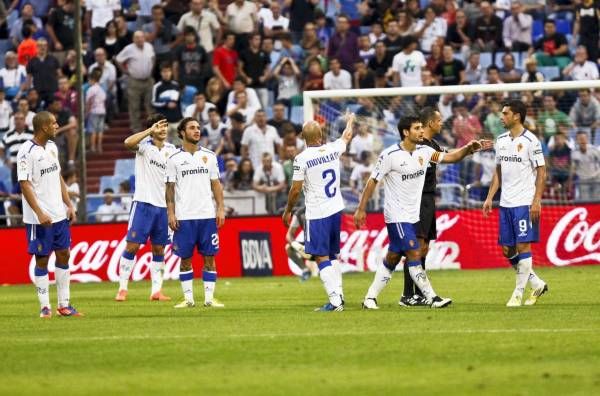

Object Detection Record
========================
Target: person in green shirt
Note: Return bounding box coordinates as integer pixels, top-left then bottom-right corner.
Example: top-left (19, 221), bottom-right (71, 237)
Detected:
top-left (536, 94), bottom-right (573, 140)
top-left (484, 99), bottom-right (505, 138)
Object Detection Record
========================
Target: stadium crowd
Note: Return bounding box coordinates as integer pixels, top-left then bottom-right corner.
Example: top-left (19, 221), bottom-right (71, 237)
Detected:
top-left (0, 0), bottom-right (599, 225)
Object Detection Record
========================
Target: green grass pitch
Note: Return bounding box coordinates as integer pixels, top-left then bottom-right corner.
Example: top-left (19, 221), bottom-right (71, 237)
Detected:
top-left (1, 266), bottom-right (600, 396)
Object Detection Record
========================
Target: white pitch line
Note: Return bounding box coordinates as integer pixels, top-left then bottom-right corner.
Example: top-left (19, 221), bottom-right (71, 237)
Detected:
top-left (7, 328), bottom-right (597, 343)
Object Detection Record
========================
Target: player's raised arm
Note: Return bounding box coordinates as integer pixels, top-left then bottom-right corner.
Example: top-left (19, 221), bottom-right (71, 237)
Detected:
top-left (340, 112), bottom-right (356, 145)
top-left (441, 139), bottom-right (494, 163)
top-left (124, 118), bottom-right (167, 151)
top-left (483, 165), bottom-right (502, 217)
top-left (353, 177), bottom-right (378, 228)
top-left (282, 180), bottom-right (303, 227)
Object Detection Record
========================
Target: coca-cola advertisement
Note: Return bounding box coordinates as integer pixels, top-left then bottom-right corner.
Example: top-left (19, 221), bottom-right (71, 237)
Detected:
top-left (0, 204), bottom-right (598, 285)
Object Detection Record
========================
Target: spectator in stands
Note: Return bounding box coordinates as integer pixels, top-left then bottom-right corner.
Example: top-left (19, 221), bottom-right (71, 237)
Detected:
top-left (0, 52), bottom-right (27, 101)
top-left (521, 56), bottom-right (545, 96)
top-left (17, 21), bottom-right (37, 66)
top-left (163, 0), bottom-right (190, 25)
top-left (0, 89), bottom-right (11, 136)
top-left (96, 188), bottom-right (121, 223)
top-left (354, 61), bottom-right (376, 89)
top-left (61, 49), bottom-right (85, 86)
top-left (299, 22), bottom-right (319, 54)
top-left (116, 31), bottom-right (155, 133)
top-left (339, 151), bottom-right (354, 188)
top-left (172, 27), bottom-right (209, 94)
top-left (64, 169), bottom-right (80, 211)
top-left (484, 98), bottom-right (505, 138)
top-left (0, 111), bottom-right (32, 184)
top-left (101, 20), bottom-right (121, 60)
top-left (54, 77), bottom-right (77, 115)
top-left (574, 0), bottom-right (600, 64)
top-left (89, 48), bottom-right (118, 114)
top-left (233, 157), bottom-right (254, 191)
top-left (116, 180), bottom-right (132, 221)
top-left (273, 56), bottom-right (301, 105)
top-left (391, 35), bottom-right (426, 88)
top-left (282, 144), bottom-right (297, 189)
top-left (502, 1), bottom-right (533, 52)
top-left (538, 94), bottom-right (573, 141)
top-left (303, 58), bottom-right (324, 91)
top-left (177, 0), bottom-right (221, 54)
top-left (383, 20), bottom-right (404, 57)
top-left (549, 132), bottom-right (572, 189)
top-left (350, 151), bottom-right (373, 197)
top-left (279, 32), bottom-right (304, 65)
top-left (358, 34), bottom-right (375, 64)
top-left (143, 4), bottom-right (180, 79)
top-left (241, 109), bottom-right (281, 169)
top-left (46, 0), bottom-right (75, 63)
top-left (367, 21), bottom-right (385, 46)
top-left (529, 19), bottom-right (571, 69)
top-left (452, 100), bottom-right (482, 147)
top-left (115, 15), bottom-right (134, 50)
top-left (253, 152), bottom-right (286, 214)
top-left (223, 111), bottom-right (246, 156)
top-left (562, 46), bottom-right (600, 82)
top-left (26, 38), bottom-right (60, 106)
top-left (327, 14), bottom-right (360, 73)
top-left (464, 51), bottom-right (484, 85)
top-left (85, 68), bottom-right (107, 154)
top-left (49, 99), bottom-right (78, 167)
top-left (152, 63), bottom-right (181, 141)
top-left (222, 158), bottom-right (238, 191)
top-left (470, 132), bottom-right (496, 200)
top-left (227, 90), bottom-right (260, 122)
top-left (485, 64), bottom-right (504, 85)
top-left (26, 88), bottom-right (42, 112)
top-left (415, 6), bottom-right (447, 54)
top-left (569, 89), bottom-right (600, 133)
top-left (213, 32), bottom-right (238, 90)
top-left (446, 9), bottom-right (472, 60)
top-left (349, 123), bottom-right (374, 160)
top-left (324, 58), bottom-right (352, 90)
top-left (85, 0), bottom-right (121, 51)
top-left (268, 101), bottom-right (297, 136)
top-left (398, 9), bottom-right (417, 38)
top-left (499, 53), bottom-right (523, 84)
top-left (205, 77), bottom-right (227, 114)
top-left (368, 40), bottom-right (392, 87)
top-left (472, 1), bottom-right (503, 52)
top-left (571, 131), bottom-right (600, 201)
top-left (10, 3), bottom-right (42, 49)
top-left (434, 45), bottom-right (466, 86)
top-left (262, 1), bottom-right (289, 37)
top-left (425, 41), bottom-right (443, 74)
top-left (9, 98), bottom-right (34, 130)
top-left (184, 93), bottom-right (216, 125)
top-left (239, 33), bottom-right (271, 109)
top-left (288, 0), bottom-right (318, 43)
top-left (226, 0), bottom-right (256, 52)
top-left (202, 108), bottom-right (227, 152)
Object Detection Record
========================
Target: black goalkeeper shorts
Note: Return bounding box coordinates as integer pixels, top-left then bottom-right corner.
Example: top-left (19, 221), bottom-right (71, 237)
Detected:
top-left (416, 193), bottom-right (436, 242)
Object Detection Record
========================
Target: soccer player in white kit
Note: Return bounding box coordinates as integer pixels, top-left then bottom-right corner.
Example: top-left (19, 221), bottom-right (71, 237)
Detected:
top-left (282, 113), bottom-right (355, 312)
top-left (17, 111), bottom-right (81, 317)
top-left (166, 117), bottom-right (226, 308)
top-left (115, 114), bottom-right (178, 302)
top-left (483, 100), bottom-right (548, 307)
top-left (355, 115), bottom-right (492, 309)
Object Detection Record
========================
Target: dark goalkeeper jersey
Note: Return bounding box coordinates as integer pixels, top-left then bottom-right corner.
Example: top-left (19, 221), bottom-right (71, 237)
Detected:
top-left (421, 137), bottom-right (444, 194)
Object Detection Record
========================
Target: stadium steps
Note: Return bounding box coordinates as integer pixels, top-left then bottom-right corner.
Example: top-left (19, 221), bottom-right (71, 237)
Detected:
top-left (85, 113), bottom-right (134, 193)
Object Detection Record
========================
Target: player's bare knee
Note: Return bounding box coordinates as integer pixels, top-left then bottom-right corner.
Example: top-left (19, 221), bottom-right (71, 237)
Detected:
top-left (125, 242), bottom-right (140, 255)
top-left (385, 251), bottom-right (402, 266)
top-left (151, 244), bottom-right (165, 256)
top-left (180, 258), bottom-right (193, 272)
top-left (55, 249), bottom-right (70, 264)
top-left (502, 246), bottom-right (516, 258)
top-left (516, 243), bottom-right (531, 254)
top-left (420, 243), bottom-right (429, 258)
top-left (203, 256), bottom-right (216, 271)
top-left (405, 249), bottom-right (421, 262)
top-left (34, 255), bottom-right (49, 268)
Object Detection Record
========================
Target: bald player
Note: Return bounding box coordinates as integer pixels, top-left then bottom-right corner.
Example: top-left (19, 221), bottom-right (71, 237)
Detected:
top-left (282, 114), bottom-right (355, 311)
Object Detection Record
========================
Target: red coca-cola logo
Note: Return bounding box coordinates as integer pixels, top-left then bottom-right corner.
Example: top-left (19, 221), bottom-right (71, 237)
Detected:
top-left (546, 207), bottom-right (600, 266)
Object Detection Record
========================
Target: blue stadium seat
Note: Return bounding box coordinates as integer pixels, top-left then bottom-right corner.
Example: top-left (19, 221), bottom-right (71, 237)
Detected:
top-left (264, 106), bottom-right (273, 119)
top-left (532, 20), bottom-right (544, 42)
top-left (181, 85), bottom-right (198, 109)
top-left (538, 66), bottom-right (560, 80)
top-left (479, 52), bottom-right (493, 69)
top-left (114, 159), bottom-right (135, 178)
top-left (359, 26), bottom-right (371, 35)
top-left (555, 19), bottom-right (572, 35)
top-left (290, 106), bottom-right (304, 124)
top-left (0, 40), bottom-right (11, 68)
top-left (0, 164), bottom-right (11, 191)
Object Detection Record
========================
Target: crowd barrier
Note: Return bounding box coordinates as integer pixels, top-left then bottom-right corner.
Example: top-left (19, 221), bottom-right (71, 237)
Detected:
top-left (0, 204), bottom-right (598, 285)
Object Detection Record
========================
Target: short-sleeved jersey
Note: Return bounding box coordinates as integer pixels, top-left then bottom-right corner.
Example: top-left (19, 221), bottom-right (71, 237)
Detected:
top-left (133, 137), bottom-right (178, 208)
top-left (292, 139), bottom-right (346, 220)
top-left (165, 147), bottom-right (220, 220)
top-left (495, 130), bottom-right (545, 208)
top-left (17, 140), bottom-right (66, 224)
top-left (371, 143), bottom-right (445, 224)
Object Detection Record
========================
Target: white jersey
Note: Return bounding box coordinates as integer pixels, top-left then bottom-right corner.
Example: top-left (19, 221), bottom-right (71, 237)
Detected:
top-left (372, 143), bottom-right (444, 224)
top-left (495, 130), bottom-right (545, 208)
top-left (165, 147), bottom-right (220, 220)
top-left (391, 50), bottom-right (426, 87)
top-left (133, 137), bottom-right (178, 208)
top-left (17, 140), bottom-right (66, 224)
top-left (293, 139), bottom-right (346, 220)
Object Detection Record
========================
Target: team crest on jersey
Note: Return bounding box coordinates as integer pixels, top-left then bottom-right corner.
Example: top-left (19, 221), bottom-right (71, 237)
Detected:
top-left (517, 143), bottom-right (523, 152)
top-left (131, 231), bottom-right (137, 238)
top-left (51, 150), bottom-right (57, 158)
top-left (418, 156), bottom-right (423, 166)
top-left (173, 244), bottom-right (178, 251)
top-left (319, 149), bottom-right (326, 153)
top-left (19, 158), bottom-right (27, 171)
top-left (202, 156), bottom-right (208, 164)
top-left (409, 240), bottom-right (415, 247)
top-left (37, 244), bottom-right (42, 252)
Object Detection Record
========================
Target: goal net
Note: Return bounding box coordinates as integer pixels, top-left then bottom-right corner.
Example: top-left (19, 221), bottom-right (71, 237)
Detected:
top-left (301, 80), bottom-right (600, 272)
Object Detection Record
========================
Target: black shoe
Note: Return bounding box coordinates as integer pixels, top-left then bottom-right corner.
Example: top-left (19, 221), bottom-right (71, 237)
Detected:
top-left (412, 294), bottom-right (430, 306)
top-left (398, 295), bottom-right (419, 307)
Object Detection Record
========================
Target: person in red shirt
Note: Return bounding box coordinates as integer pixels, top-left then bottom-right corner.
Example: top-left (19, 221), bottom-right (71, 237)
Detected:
top-left (17, 21), bottom-right (38, 66)
top-left (212, 32), bottom-right (238, 90)
top-left (452, 101), bottom-right (482, 148)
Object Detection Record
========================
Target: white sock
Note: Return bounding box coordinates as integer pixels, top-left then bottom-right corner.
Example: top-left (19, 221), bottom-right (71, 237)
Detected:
top-left (203, 270), bottom-right (217, 304)
top-left (331, 259), bottom-right (344, 301)
top-left (119, 253), bottom-right (136, 291)
top-left (408, 261), bottom-right (437, 301)
top-left (366, 261), bottom-right (394, 300)
top-left (55, 263), bottom-right (70, 308)
top-left (528, 269), bottom-right (545, 290)
top-left (515, 254), bottom-right (533, 296)
top-left (150, 258), bottom-right (165, 295)
top-left (34, 267), bottom-right (50, 309)
top-left (318, 261), bottom-right (342, 306)
top-left (179, 270), bottom-right (194, 303)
